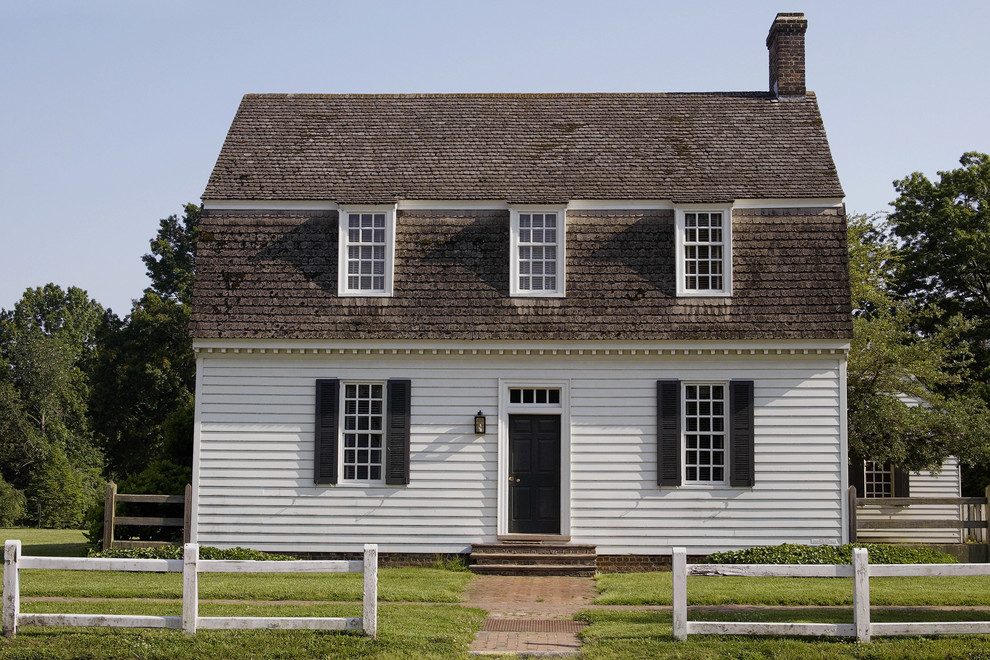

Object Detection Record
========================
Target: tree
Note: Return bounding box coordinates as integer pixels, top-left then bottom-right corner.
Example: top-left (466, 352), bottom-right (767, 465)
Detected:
top-left (142, 203), bottom-right (200, 305)
top-left (0, 284), bottom-right (108, 525)
top-left (846, 215), bottom-right (990, 471)
top-left (889, 152), bottom-right (990, 398)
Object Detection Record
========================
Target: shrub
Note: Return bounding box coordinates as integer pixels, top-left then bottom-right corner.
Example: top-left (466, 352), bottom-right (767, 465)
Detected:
top-left (0, 476), bottom-right (27, 526)
top-left (704, 542), bottom-right (957, 565)
top-left (89, 545), bottom-right (299, 561)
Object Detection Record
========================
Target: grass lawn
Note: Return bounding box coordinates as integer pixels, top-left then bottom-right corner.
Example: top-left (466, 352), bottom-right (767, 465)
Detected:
top-left (577, 609), bottom-right (990, 660)
top-left (2, 528), bottom-right (88, 557)
top-left (596, 571), bottom-right (990, 606)
top-left (3, 602), bottom-right (485, 660)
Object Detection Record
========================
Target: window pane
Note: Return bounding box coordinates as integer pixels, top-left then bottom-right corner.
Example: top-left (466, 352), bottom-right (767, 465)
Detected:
top-left (341, 382), bottom-right (385, 481)
top-left (684, 383), bottom-right (726, 483)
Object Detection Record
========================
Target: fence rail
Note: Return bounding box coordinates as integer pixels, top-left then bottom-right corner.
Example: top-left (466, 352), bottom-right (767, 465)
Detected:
top-left (3, 540), bottom-right (377, 638)
top-left (848, 486), bottom-right (990, 544)
top-left (673, 546), bottom-right (990, 642)
top-left (103, 482), bottom-right (192, 550)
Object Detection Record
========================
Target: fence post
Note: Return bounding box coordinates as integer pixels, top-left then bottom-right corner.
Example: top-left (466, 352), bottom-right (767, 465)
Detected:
top-left (3, 540), bottom-right (20, 638)
top-left (984, 486), bottom-right (990, 548)
top-left (183, 543), bottom-right (199, 636)
top-left (852, 547), bottom-right (870, 643)
top-left (363, 544), bottom-right (378, 637)
top-left (183, 483), bottom-right (193, 545)
top-left (672, 547), bottom-right (687, 641)
top-left (103, 481), bottom-right (117, 550)
top-left (848, 486), bottom-right (858, 543)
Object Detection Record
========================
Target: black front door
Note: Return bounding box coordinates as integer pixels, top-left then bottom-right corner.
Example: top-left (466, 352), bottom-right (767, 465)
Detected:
top-left (509, 414), bottom-right (561, 535)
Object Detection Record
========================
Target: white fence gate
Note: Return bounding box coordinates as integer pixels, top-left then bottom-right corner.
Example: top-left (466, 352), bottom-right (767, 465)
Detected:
top-left (3, 540), bottom-right (377, 638)
top-left (673, 547), bottom-right (990, 642)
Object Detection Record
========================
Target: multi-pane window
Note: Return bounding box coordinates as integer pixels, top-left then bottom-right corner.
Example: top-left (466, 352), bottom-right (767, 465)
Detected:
top-left (864, 461), bottom-right (894, 498)
top-left (509, 388), bottom-right (561, 405)
top-left (342, 383), bottom-right (384, 481)
top-left (684, 211), bottom-right (724, 292)
top-left (517, 212), bottom-right (558, 292)
top-left (684, 384), bottom-right (726, 483)
top-left (345, 212), bottom-right (387, 292)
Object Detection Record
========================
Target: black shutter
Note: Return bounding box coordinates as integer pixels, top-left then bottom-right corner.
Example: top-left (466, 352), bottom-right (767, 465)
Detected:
top-left (314, 379), bottom-right (339, 485)
top-left (657, 380), bottom-right (681, 486)
top-left (893, 467), bottom-right (911, 497)
top-left (848, 461), bottom-right (865, 499)
top-left (386, 379), bottom-right (411, 485)
top-left (729, 380), bottom-right (755, 487)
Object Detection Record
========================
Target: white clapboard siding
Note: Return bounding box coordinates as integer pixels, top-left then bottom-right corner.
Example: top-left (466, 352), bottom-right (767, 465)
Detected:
top-left (195, 349), bottom-right (844, 554)
top-left (857, 458), bottom-right (963, 544)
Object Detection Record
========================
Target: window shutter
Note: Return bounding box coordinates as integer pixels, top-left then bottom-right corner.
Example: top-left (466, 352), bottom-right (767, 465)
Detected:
top-left (657, 380), bottom-right (681, 486)
top-left (729, 380), bottom-right (755, 487)
top-left (386, 379), bottom-right (411, 485)
top-left (314, 379), bottom-right (340, 485)
top-left (893, 467), bottom-right (911, 497)
top-left (848, 461), bottom-right (866, 498)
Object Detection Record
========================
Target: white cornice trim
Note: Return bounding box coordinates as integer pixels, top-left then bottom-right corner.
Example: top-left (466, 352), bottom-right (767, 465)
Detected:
top-left (732, 198), bottom-right (844, 209)
top-left (193, 338), bottom-right (850, 357)
top-left (203, 198), bottom-right (845, 212)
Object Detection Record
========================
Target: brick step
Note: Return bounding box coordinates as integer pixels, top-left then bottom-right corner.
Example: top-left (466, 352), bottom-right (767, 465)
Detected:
top-left (471, 553), bottom-right (597, 566)
top-left (468, 563), bottom-right (597, 577)
top-left (471, 543), bottom-right (596, 556)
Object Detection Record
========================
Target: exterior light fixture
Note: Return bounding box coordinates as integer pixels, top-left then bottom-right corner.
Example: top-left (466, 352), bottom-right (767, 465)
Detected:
top-left (474, 411), bottom-right (486, 435)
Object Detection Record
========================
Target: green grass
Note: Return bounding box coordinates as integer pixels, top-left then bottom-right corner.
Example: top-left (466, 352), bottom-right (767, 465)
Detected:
top-left (2, 602), bottom-right (485, 659)
top-left (19, 567), bottom-right (471, 603)
top-left (596, 572), bottom-right (990, 606)
top-left (2, 527), bottom-right (88, 557)
top-left (577, 609), bottom-right (990, 659)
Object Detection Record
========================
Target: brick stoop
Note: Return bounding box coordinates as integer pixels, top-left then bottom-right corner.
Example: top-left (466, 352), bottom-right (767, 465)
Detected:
top-left (469, 543), bottom-right (597, 577)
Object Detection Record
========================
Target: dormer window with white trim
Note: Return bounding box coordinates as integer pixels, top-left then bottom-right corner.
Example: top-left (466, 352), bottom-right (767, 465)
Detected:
top-left (510, 208), bottom-right (566, 297)
top-left (675, 206), bottom-right (732, 296)
top-left (338, 206), bottom-right (396, 296)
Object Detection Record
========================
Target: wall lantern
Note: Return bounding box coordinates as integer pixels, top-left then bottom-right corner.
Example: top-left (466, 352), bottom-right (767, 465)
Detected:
top-left (474, 411), bottom-right (486, 435)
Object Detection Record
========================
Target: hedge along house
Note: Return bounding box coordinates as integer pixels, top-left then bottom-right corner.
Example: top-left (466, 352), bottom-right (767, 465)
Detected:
top-left (190, 13), bottom-right (853, 569)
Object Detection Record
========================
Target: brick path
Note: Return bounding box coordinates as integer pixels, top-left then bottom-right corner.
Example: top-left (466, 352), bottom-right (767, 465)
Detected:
top-left (462, 575), bottom-right (596, 656)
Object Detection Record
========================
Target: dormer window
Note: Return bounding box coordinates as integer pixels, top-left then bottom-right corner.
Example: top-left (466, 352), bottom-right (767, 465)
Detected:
top-left (675, 206), bottom-right (732, 296)
top-left (338, 206), bottom-right (396, 296)
top-left (510, 208), bottom-right (566, 297)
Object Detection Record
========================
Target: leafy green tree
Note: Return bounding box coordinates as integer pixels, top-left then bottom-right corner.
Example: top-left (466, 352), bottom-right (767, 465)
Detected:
top-left (143, 203), bottom-right (199, 305)
top-left (30, 445), bottom-right (93, 528)
top-left (846, 215), bottom-right (990, 471)
top-left (889, 152), bottom-right (990, 398)
top-left (0, 475), bottom-right (27, 526)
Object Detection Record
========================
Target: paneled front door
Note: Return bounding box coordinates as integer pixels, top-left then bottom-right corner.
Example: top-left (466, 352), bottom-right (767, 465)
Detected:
top-left (508, 414), bottom-right (561, 535)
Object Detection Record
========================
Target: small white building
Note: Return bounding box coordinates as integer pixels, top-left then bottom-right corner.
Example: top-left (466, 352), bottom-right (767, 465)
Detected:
top-left (190, 13), bottom-right (855, 565)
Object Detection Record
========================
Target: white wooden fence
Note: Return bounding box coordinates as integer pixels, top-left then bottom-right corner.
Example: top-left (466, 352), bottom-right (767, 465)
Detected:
top-left (673, 547), bottom-right (990, 642)
top-left (3, 540), bottom-right (377, 639)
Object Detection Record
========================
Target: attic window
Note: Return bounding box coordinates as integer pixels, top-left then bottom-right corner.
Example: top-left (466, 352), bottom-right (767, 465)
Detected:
top-left (338, 206), bottom-right (396, 296)
top-left (510, 208), bottom-right (566, 297)
top-left (675, 207), bottom-right (732, 296)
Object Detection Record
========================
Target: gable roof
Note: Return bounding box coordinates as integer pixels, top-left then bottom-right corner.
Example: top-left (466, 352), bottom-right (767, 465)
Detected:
top-left (203, 93), bottom-right (843, 204)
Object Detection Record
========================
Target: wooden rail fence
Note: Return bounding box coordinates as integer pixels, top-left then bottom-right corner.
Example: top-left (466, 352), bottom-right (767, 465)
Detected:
top-left (103, 482), bottom-right (192, 550)
top-left (847, 486), bottom-right (990, 544)
top-left (673, 546), bottom-right (990, 642)
top-left (3, 541), bottom-right (378, 638)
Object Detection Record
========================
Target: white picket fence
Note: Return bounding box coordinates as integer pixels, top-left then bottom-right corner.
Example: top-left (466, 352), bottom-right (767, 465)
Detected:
top-left (3, 540), bottom-right (377, 638)
top-left (673, 547), bottom-right (990, 642)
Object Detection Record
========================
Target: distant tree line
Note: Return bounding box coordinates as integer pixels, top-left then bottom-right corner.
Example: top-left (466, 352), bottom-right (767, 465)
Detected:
top-left (0, 204), bottom-right (199, 528)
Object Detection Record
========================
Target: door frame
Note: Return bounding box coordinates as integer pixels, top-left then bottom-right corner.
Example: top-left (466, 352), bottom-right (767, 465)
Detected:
top-left (497, 378), bottom-right (571, 539)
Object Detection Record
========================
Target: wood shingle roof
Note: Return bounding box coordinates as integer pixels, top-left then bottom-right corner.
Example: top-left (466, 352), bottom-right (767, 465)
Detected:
top-left (203, 93), bottom-right (842, 203)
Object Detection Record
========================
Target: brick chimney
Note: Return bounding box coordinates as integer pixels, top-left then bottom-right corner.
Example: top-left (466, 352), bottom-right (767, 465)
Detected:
top-left (767, 12), bottom-right (808, 98)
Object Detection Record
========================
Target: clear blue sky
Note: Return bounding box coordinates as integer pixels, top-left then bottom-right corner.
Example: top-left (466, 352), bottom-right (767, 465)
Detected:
top-left (2, 1), bottom-right (988, 316)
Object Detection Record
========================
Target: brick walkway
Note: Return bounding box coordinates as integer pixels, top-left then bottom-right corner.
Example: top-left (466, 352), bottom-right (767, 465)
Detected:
top-left (463, 575), bottom-right (596, 656)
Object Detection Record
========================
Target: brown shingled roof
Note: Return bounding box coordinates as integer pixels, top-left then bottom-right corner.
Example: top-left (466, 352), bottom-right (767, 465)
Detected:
top-left (203, 93), bottom-right (843, 203)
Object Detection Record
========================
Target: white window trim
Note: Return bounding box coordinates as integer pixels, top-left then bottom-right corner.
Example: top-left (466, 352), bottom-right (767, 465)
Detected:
top-left (675, 205), bottom-right (732, 297)
top-left (682, 380), bottom-right (729, 486)
top-left (337, 205), bottom-right (397, 297)
top-left (337, 380), bottom-right (387, 485)
top-left (509, 206), bottom-right (567, 298)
